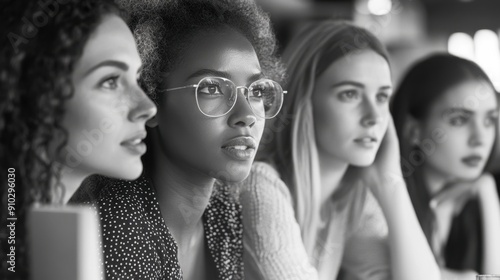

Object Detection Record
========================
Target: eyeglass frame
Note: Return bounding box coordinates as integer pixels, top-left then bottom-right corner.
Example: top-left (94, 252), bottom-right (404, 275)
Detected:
top-left (160, 76), bottom-right (287, 119)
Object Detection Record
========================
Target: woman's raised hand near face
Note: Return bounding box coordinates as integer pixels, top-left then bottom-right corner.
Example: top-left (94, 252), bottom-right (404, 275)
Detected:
top-left (356, 115), bottom-right (405, 198)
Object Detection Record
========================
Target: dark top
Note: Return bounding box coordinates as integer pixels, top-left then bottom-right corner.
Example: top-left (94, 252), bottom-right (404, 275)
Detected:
top-left (70, 174), bottom-right (243, 280)
top-left (444, 197), bottom-right (483, 272)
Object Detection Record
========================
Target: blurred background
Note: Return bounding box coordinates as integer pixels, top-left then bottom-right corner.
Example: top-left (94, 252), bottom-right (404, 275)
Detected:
top-left (256, 0), bottom-right (500, 181)
top-left (256, 0), bottom-right (500, 88)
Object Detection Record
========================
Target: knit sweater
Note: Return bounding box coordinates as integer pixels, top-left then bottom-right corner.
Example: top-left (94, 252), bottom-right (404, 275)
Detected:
top-left (239, 162), bottom-right (391, 280)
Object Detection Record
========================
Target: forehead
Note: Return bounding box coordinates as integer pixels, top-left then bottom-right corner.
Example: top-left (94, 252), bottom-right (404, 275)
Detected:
top-left (172, 27), bottom-right (261, 80)
top-left (318, 49), bottom-right (391, 86)
top-left (73, 15), bottom-right (139, 76)
top-left (432, 80), bottom-right (497, 113)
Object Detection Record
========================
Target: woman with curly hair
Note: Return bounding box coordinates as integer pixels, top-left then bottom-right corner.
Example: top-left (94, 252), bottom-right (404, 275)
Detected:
top-left (71, 0), bottom-right (286, 279)
top-left (239, 20), bottom-right (441, 279)
top-left (392, 54), bottom-right (500, 278)
top-left (0, 0), bottom-right (156, 278)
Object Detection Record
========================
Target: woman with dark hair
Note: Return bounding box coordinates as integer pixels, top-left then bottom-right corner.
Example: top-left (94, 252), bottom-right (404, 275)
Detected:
top-left (391, 53), bottom-right (500, 278)
top-left (0, 0), bottom-right (156, 278)
top-left (71, 0), bottom-right (286, 279)
top-left (239, 20), bottom-right (441, 279)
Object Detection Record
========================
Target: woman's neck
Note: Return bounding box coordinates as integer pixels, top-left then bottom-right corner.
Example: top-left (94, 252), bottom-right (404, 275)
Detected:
top-left (149, 133), bottom-right (214, 250)
top-left (58, 166), bottom-right (88, 204)
top-left (318, 152), bottom-right (349, 204)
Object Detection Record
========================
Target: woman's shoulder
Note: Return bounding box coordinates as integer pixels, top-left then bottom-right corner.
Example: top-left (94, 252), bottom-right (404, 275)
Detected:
top-left (237, 161), bottom-right (293, 203)
top-left (237, 161), bottom-right (296, 232)
top-left (69, 174), bottom-right (152, 207)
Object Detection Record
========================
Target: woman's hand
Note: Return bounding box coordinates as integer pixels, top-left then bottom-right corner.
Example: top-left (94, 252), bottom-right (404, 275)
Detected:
top-left (431, 173), bottom-right (493, 209)
top-left (351, 116), bottom-right (442, 280)
top-left (354, 116), bottom-right (405, 199)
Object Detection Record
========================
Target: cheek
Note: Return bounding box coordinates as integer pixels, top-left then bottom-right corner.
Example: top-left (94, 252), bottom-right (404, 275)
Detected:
top-left (254, 118), bottom-right (265, 145)
top-left (158, 101), bottom-right (225, 155)
top-left (313, 100), bottom-right (355, 144)
top-left (63, 100), bottom-right (100, 146)
top-left (65, 95), bottom-right (122, 138)
top-left (432, 140), bottom-right (460, 161)
top-left (423, 126), bottom-right (466, 166)
top-left (63, 90), bottom-right (129, 154)
top-left (485, 127), bottom-right (497, 149)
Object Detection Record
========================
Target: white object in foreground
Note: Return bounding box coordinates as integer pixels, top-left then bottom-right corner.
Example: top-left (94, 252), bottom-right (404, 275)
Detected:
top-left (28, 205), bottom-right (102, 280)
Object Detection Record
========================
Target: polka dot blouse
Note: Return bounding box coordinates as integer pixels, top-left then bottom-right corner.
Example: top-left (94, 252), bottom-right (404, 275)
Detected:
top-left (70, 174), bottom-right (244, 280)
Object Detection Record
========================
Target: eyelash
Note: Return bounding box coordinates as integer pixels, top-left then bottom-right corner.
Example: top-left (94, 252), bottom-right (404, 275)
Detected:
top-left (337, 90), bottom-right (390, 104)
top-left (338, 90), bottom-right (359, 101)
top-left (449, 115), bottom-right (498, 127)
top-left (450, 115), bottom-right (468, 126)
top-left (100, 75), bottom-right (120, 90)
top-left (376, 92), bottom-right (390, 103)
top-left (486, 115), bottom-right (498, 126)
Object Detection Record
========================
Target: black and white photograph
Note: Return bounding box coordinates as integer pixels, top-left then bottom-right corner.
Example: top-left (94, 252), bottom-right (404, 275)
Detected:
top-left (1, 0), bottom-right (500, 279)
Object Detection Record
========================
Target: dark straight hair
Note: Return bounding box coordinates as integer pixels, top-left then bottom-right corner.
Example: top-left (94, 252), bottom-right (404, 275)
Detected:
top-left (391, 53), bottom-right (498, 247)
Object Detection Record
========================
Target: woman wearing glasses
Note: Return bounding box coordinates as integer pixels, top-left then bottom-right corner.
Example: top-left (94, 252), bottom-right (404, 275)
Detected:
top-left (1, 0), bottom-right (155, 278)
top-left (239, 20), bottom-right (441, 279)
top-left (71, 0), bottom-right (285, 279)
top-left (392, 54), bottom-right (500, 278)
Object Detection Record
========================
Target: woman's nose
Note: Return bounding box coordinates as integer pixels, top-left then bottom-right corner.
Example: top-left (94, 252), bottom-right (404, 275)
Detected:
top-left (227, 89), bottom-right (256, 128)
top-left (360, 99), bottom-right (382, 128)
top-left (468, 119), bottom-right (485, 147)
top-left (128, 88), bottom-right (157, 122)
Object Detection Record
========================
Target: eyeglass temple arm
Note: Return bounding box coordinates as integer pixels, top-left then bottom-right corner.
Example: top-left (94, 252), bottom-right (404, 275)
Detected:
top-left (162, 84), bottom-right (198, 92)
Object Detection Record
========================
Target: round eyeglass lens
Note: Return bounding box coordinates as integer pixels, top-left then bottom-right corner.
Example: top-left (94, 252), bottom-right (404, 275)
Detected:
top-left (248, 79), bottom-right (284, 119)
top-left (195, 77), bottom-right (237, 117)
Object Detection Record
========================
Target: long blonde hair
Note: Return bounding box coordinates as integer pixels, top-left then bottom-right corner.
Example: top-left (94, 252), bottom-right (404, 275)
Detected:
top-left (260, 20), bottom-right (390, 256)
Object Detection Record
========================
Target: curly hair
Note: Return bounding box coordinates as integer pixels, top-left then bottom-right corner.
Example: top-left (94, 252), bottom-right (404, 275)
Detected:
top-left (0, 1), bottom-right (124, 278)
top-left (117, 0), bottom-right (285, 101)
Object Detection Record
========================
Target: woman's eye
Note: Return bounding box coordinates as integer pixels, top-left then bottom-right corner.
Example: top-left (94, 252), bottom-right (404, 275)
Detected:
top-left (199, 84), bottom-right (223, 95)
top-left (338, 90), bottom-right (359, 101)
top-left (101, 76), bottom-right (119, 90)
top-left (251, 89), bottom-right (263, 98)
top-left (485, 114), bottom-right (498, 126)
top-left (376, 92), bottom-right (389, 103)
top-left (450, 115), bottom-right (468, 126)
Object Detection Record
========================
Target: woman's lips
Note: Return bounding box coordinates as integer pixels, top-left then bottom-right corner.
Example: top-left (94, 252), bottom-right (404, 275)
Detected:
top-left (353, 136), bottom-right (378, 148)
top-left (121, 131), bottom-right (147, 155)
top-left (461, 155), bottom-right (483, 167)
top-left (221, 136), bottom-right (256, 161)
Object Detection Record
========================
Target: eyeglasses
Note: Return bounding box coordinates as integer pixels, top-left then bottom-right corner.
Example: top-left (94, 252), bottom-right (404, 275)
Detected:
top-left (162, 77), bottom-right (286, 119)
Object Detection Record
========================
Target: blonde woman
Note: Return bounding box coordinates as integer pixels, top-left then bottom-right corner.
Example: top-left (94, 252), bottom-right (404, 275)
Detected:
top-left (239, 20), bottom-right (441, 280)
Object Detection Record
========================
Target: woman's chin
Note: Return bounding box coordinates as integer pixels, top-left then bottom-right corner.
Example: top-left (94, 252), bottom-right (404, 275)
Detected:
top-left (213, 168), bottom-right (251, 183)
top-left (105, 165), bottom-right (143, 181)
top-left (454, 169), bottom-right (484, 182)
top-left (348, 155), bottom-right (376, 167)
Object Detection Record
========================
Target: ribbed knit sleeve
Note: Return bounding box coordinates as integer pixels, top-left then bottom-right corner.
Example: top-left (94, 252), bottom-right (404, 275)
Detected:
top-left (341, 189), bottom-right (391, 280)
top-left (238, 161), bottom-right (318, 280)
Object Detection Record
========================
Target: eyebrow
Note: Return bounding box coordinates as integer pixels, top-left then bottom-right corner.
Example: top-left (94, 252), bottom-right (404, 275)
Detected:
top-left (187, 69), bottom-right (263, 84)
top-left (444, 107), bottom-right (473, 115)
top-left (83, 60), bottom-right (129, 77)
top-left (330, 81), bottom-right (392, 91)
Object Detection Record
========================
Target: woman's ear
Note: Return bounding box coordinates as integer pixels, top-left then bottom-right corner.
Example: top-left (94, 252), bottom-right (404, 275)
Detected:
top-left (404, 116), bottom-right (422, 146)
top-left (146, 116), bottom-right (158, 128)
